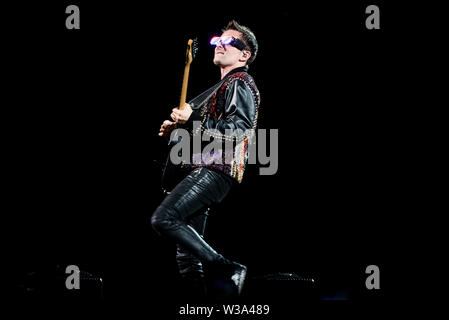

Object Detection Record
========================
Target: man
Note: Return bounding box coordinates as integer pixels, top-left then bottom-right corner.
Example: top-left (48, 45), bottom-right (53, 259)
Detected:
top-left (151, 20), bottom-right (260, 298)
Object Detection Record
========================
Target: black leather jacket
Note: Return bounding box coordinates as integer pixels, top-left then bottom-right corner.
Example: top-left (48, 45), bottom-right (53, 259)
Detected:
top-left (182, 66), bottom-right (260, 183)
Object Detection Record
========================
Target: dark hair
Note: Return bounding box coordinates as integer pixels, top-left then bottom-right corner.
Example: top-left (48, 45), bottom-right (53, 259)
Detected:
top-left (223, 20), bottom-right (258, 65)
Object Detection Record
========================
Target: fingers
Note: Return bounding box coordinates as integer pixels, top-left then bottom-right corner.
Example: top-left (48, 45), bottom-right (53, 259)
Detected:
top-left (171, 109), bottom-right (178, 122)
top-left (171, 108), bottom-right (183, 122)
top-left (162, 120), bottom-right (175, 128)
top-left (170, 111), bottom-right (177, 122)
top-left (159, 105), bottom-right (190, 137)
top-left (159, 127), bottom-right (169, 137)
top-left (158, 120), bottom-right (176, 137)
top-left (172, 108), bottom-right (190, 124)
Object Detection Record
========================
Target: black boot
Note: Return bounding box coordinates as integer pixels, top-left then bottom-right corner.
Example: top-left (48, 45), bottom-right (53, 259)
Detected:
top-left (205, 257), bottom-right (247, 298)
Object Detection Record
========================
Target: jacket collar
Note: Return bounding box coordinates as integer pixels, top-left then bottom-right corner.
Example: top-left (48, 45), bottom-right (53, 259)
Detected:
top-left (223, 66), bottom-right (249, 79)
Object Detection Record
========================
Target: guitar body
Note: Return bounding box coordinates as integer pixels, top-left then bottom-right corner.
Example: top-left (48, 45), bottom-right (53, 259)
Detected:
top-left (160, 39), bottom-right (197, 193)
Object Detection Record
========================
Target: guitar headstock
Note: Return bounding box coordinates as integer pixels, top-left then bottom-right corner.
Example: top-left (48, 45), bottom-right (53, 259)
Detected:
top-left (192, 38), bottom-right (198, 59)
top-left (185, 38), bottom-right (198, 65)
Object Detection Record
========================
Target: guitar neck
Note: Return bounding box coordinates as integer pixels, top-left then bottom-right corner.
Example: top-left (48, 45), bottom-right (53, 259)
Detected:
top-left (179, 63), bottom-right (191, 110)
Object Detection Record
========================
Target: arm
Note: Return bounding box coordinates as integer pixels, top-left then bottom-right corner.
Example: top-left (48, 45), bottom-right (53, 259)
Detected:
top-left (176, 79), bottom-right (257, 139)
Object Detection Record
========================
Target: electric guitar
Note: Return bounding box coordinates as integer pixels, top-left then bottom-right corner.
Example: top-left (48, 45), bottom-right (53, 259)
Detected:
top-left (161, 39), bottom-right (197, 193)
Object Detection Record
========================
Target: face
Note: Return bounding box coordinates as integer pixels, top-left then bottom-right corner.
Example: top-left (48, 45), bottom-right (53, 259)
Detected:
top-left (213, 30), bottom-right (249, 67)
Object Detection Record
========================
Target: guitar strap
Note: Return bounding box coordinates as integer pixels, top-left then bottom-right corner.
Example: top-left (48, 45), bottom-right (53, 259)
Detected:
top-left (188, 66), bottom-right (249, 111)
top-left (188, 77), bottom-right (228, 111)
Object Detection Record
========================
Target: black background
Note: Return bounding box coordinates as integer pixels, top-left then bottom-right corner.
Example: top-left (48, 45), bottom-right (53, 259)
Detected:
top-left (3, 0), bottom-right (428, 316)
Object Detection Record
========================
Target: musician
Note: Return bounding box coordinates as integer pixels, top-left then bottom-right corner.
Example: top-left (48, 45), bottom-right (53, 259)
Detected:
top-left (151, 20), bottom-right (260, 298)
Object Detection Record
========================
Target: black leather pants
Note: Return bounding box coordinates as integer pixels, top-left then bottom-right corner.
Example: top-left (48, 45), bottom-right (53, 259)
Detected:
top-left (151, 167), bottom-right (234, 278)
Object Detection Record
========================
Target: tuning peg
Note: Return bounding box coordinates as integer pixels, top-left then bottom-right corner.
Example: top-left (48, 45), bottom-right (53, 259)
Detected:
top-left (192, 38), bottom-right (198, 58)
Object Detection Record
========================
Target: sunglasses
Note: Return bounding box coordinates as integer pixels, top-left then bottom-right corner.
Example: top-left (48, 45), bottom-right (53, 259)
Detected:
top-left (209, 36), bottom-right (249, 51)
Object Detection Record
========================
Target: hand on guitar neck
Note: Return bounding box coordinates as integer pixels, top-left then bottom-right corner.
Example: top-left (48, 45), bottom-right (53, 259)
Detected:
top-left (159, 38), bottom-right (196, 139)
top-left (171, 103), bottom-right (193, 125)
top-left (158, 103), bottom-right (193, 137)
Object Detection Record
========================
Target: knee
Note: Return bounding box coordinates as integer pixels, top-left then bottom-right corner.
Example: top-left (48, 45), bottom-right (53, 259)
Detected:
top-left (151, 205), bottom-right (174, 234)
top-left (150, 207), bottom-right (165, 233)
